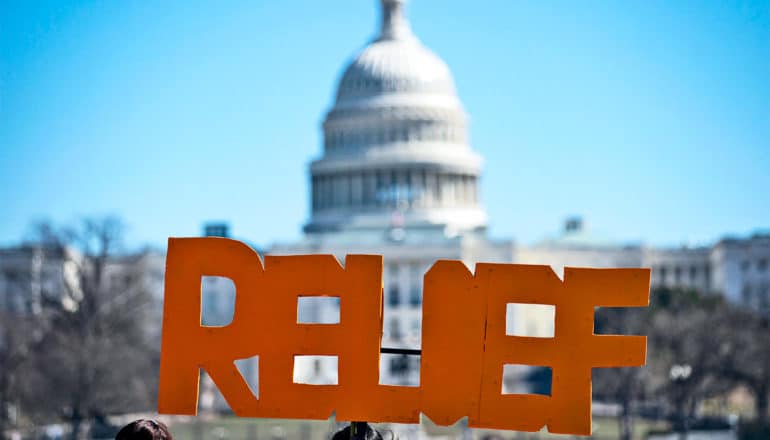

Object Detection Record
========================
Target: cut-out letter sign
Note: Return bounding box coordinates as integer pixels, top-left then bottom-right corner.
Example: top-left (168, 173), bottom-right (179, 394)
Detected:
top-left (158, 237), bottom-right (650, 435)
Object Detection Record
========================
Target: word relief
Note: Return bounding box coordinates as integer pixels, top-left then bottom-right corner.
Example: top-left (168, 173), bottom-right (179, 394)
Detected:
top-left (158, 237), bottom-right (649, 435)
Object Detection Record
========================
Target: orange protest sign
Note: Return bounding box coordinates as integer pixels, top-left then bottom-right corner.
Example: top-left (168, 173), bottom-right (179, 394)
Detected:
top-left (158, 237), bottom-right (650, 435)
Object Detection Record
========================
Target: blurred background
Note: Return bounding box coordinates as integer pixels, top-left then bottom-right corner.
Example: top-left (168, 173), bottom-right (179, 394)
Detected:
top-left (1, 0), bottom-right (768, 439)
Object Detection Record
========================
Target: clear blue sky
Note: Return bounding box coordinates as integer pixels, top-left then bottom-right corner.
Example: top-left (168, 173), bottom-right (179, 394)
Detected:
top-left (1, 0), bottom-right (768, 250)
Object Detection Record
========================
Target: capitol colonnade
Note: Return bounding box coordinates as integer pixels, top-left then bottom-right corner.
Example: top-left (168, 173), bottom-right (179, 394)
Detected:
top-left (311, 169), bottom-right (479, 211)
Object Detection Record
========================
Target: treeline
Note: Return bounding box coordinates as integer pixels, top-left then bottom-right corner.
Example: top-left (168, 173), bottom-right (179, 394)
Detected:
top-left (2, 218), bottom-right (769, 440)
top-left (594, 285), bottom-right (770, 439)
top-left (0, 218), bottom-right (160, 440)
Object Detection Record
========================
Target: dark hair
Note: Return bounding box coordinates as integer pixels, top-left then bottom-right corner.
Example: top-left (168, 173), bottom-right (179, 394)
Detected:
top-left (331, 423), bottom-right (383, 440)
top-left (115, 419), bottom-right (172, 440)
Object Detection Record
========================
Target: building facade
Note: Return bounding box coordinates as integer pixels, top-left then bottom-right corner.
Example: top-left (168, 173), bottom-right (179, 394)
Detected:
top-left (270, 0), bottom-right (510, 386)
top-left (268, 0), bottom-right (770, 386)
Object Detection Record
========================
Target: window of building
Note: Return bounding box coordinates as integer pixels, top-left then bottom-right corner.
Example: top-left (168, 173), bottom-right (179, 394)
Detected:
top-left (758, 258), bottom-right (768, 272)
top-left (742, 285), bottom-right (752, 305)
top-left (388, 285), bottom-right (401, 307)
top-left (411, 319), bottom-right (421, 337)
top-left (674, 267), bottom-right (682, 283)
top-left (409, 263), bottom-right (422, 307)
top-left (389, 318), bottom-right (402, 341)
top-left (409, 286), bottom-right (421, 307)
top-left (689, 266), bottom-right (697, 282)
top-left (388, 262), bottom-right (399, 278)
top-left (389, 354), bottom-right (409, 377)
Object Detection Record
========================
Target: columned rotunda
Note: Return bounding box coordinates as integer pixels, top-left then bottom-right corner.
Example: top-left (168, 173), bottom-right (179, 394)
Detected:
top-left (274, 0), bottom-right (510, 387)
top-left (305, 0), bottom-right (487, 235)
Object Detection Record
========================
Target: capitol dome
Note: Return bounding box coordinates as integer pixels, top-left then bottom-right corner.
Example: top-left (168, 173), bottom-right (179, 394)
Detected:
top-left (335, 23), bottom-right (457, 103)
top-left (331, 0), bottom-right (463, 114)
top-left (305, 0), bottom-right (488, 235)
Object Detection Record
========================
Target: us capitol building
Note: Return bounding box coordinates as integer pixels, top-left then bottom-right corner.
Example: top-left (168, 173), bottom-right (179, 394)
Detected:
top-left (266, 0), bottom-right (770, 386)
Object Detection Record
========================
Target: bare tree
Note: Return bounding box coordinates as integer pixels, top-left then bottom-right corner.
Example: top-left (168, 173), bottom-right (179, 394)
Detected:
top-left (593, 305), bottom-right (652, 440)
top-left (20, 218), bottom-right (160, 439)
top-left (593, 287), bottom-right (738, 439)
top-left (645, 288), bottom-right (741, 437)
top-left (714, 307), bottom-right (770, 423)
top-left (0, 312), bottom-right (45, 439)
top-left (0, 242), bottom-right (56, 439)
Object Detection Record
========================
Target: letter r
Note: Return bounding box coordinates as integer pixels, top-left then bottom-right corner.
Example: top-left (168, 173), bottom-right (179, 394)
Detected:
top-left (158, 237), bottom-right (263, 415)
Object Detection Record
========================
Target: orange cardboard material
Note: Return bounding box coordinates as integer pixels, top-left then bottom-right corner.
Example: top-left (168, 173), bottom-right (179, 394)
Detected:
top-left (158, 237), bottom-right (650, 435)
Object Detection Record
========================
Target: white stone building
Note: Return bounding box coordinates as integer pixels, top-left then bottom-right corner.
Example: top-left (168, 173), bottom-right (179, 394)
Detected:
top-left (0, 243), bottom-right (166, 328)
top-left (0, 245), bottom-right (68, 315)
top-left (270, 0), bottom-right (511, 386)
top-left (266, 0), bottom-right (770, 386)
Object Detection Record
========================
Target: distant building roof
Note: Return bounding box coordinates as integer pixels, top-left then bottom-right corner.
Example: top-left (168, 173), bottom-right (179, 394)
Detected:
top-left (535, 217), bottom-right (629, 249)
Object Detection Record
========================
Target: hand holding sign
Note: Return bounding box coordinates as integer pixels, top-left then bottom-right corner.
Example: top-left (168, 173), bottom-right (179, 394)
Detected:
top-left (158, 237), bottom-right (650, 435)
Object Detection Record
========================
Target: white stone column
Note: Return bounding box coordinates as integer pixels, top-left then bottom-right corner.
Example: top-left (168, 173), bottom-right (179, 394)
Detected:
top-left (435, 173), bottom-right (445, 206)
top-left (445, 175), bottom-right (455, 207)
top-left (310, 176), bottom-right (316, 211)
top-left (330, 174), bottom-right (339, 208)
top-left (351, 173), bottom-right (363, 207)
top-left (364, 171), bottom-right (376, 208)
top-left (396, 170), bottom-right (407, 206)
top-left (319, 176), bottom-right (327, 210)
top-left (410, 170), bottom-right (422, 208)
top-left (375, 171), bottom-right (383, 207)
top-left (457, 175), bottom-right (464, 206)
top-left (344, 174), bottom-right (351, 207)
top-left (471, 176), bottom-right (479, 206)
top-left (421, 170), bottom-right (429, 208)
top-left (464, 175), bottom-right (472, 206)
top-left (423, 171), bottom-right (434, 207)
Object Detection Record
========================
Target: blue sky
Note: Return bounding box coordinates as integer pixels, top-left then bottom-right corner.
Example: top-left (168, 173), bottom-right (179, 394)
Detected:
top-left (1, 0), bottom-right (768, 250)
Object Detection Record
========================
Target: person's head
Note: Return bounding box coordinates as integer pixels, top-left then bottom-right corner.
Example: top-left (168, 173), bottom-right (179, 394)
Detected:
top-left (331, 423), bottom-right (383, 440)
top-left (115, 419), bottom-right (172, 440)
